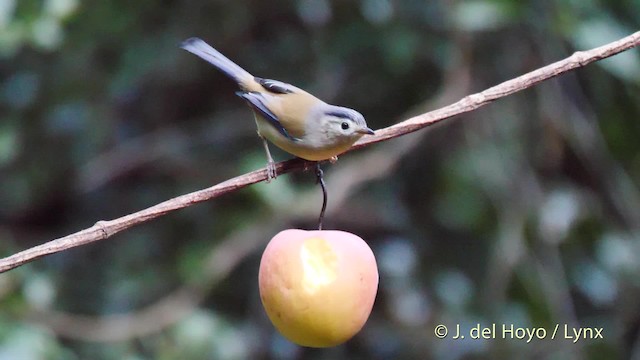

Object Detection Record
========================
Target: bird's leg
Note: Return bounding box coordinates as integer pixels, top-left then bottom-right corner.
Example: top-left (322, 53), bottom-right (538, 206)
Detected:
top-left (258, 133), bottom-right (277, 182)
top-left (315, 162), bottom-right (328, 230)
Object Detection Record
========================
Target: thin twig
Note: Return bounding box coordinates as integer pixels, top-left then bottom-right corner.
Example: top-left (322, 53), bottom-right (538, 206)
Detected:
top-left (0, 160), bottom-right (311, 272)
top-left (315, 163), bottom-right (328, 230)
top-left (1, 31), bottom-right (638, 274)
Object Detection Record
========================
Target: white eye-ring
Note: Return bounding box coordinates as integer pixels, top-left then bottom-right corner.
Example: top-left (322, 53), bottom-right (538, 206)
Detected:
top-left (341, 122), bottom-right (350, 130)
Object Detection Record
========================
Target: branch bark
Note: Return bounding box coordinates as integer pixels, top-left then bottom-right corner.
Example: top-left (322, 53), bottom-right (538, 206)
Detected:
top-left (1, 31), bottom-right (639, 273)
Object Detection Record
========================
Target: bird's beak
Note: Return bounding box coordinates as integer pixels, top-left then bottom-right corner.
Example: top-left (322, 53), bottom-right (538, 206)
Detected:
top-left (357, 127), bottom-right (375, 135)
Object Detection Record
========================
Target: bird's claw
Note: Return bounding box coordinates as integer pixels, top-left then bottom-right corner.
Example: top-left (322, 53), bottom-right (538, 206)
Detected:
top-left (265, 161), bottom-right (277, 182)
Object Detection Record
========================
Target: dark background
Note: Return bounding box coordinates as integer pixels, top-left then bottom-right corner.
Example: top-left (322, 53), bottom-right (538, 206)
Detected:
top-left (1, 1), bottom-right (639, 359)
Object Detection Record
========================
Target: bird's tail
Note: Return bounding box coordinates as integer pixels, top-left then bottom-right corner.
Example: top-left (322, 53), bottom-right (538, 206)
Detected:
top-left (181, 37), bottom-right (255, 90)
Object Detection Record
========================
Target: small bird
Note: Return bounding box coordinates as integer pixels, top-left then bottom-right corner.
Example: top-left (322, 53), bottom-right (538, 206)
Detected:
top-left (181, 37), bottom-right (374, 180)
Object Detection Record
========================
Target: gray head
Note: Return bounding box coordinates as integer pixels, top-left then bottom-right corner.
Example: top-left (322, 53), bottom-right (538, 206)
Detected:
top-left (306, 105), bottom-right (374, 146)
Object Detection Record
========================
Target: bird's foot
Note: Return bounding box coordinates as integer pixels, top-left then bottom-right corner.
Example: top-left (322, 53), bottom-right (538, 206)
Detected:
top-left (266, 161), bottom-right (278, 182)
top-left (265, 161), bottom-right (277, 182)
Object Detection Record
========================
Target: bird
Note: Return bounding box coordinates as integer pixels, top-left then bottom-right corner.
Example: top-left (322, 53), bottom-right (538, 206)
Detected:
top-left (180, 37), bottom-right (375, 180)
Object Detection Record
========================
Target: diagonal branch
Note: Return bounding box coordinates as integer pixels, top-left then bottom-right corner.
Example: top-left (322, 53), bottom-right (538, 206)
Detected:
top-left (1, 31), bottom-right (639, 273)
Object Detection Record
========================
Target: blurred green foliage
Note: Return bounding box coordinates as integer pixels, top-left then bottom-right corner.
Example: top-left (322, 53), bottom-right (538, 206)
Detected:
top-left (1, 0), bottom-right (640, 359)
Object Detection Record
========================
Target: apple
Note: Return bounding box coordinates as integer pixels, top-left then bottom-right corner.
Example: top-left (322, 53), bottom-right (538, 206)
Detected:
top-left (259, 229), bottom-right (378, 348)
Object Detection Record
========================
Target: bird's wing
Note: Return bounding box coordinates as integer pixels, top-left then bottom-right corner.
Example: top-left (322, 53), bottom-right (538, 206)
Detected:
top-left (237, 77), bottom-right (322, 140)
top-left (255, 78), bottom-right (323, 139)
top-left (236, 91), bottom-right (300, 141)
top-left (255, 78), bottom-right (295, 94)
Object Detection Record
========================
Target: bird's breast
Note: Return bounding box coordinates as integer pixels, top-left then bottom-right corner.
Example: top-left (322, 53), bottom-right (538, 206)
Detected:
top-left (254, 116), bottom-right (356, 161)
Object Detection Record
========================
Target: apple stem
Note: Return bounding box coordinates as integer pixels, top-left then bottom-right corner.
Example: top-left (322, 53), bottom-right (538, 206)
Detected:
top-left (315, 162), bottom-right (327, 230)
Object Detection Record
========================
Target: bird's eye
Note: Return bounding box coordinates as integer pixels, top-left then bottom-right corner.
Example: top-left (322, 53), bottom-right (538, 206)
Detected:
top-left (341, 122), bottom-right (350, 130)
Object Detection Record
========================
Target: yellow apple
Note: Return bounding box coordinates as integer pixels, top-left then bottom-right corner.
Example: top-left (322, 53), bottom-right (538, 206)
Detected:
top-left (259, 229), bottom-right (378, 348)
